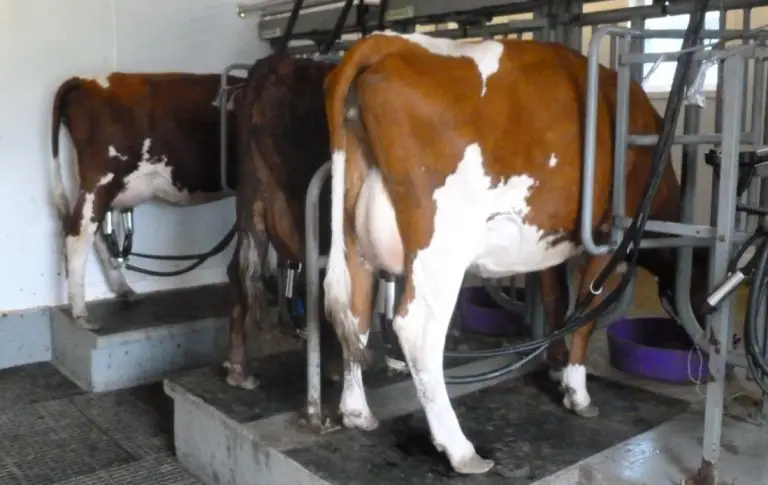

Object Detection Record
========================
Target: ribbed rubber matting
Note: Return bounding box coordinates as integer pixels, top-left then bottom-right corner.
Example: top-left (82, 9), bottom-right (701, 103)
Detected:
top-left (0, 363), bottom-right (200, 485)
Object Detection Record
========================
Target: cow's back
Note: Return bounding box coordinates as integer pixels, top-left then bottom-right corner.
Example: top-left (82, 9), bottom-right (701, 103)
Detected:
top-left (347, 37), bottom-right (674, 240)
top-left (60, 72), bottom-right (238, 194)
top-left (238, 54), bottom-right (335, 260)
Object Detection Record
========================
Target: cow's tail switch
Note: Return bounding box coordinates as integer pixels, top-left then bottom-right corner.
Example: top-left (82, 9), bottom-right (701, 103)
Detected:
top-left (322, 32), bottom-right (408, 364)
top-left (50, 78), bottom-right (81, 222)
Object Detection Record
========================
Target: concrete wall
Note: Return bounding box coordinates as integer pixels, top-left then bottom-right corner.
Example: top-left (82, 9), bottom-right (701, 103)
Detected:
top-left (0, 0), bottom-right (271, 314)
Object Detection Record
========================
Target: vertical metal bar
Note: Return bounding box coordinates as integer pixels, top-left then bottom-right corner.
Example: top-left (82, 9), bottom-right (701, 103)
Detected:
top-left (714, 12), bottom-right (726, 135)
top-left (612, 33), bottom-right (631, 247)
top-left (220, 68), bottom-right (232, 192)
top-left (700, 53), bottom-right (745, 481)
top-left (219, 63), bottom-right (250, 193)
top-left (738, 10), bottom-right (753, 232)
top-left (752, 42), bottom-right (766, 146)
top-left (567, 0), bottom-right (581, 51)
top-left (764, 52), bottom-right (768, 147)
top-left (304, 161), bottom-right (331, 426)
top-left (629, 16), bottom-right (645, 84)
top-left (675, 38), bottom-right (707, 349)
top-left (741, 9), bottom-right (751, 131)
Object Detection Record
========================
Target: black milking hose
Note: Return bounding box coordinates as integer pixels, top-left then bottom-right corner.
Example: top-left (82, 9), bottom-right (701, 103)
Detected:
top-left (743, 235), bottom-right (768, 394)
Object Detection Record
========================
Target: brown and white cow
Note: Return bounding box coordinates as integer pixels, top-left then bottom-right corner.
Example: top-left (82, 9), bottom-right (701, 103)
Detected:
top-left (224, 53), bottom-right (343, 389)
top-left (321, 32), bottom-right (711, 474)
top-left (51, 72), bottom-right (243, 329)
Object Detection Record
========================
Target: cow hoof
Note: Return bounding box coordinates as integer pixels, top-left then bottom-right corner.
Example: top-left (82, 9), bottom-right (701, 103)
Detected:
top-left (453, 454), bottom-right (494, 475)
top-left (570, 403), bottom-right (600, 419)
top-left (225, 373), bottom-right (259, 390)
top-left (223, 361), bottom-right (259, 390)
top-left (117, 287), bottom-right (138, 303)
top-left (74, 316), bottom-right (101, 331)
top-left (574, 404), bottom-right (600, 418)
top-left (341, 410), bottom-right (379, 431)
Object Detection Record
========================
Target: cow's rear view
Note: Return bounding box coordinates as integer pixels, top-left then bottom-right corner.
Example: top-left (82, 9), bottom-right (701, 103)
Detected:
top-left (50, 72), bottom-right (240, 329)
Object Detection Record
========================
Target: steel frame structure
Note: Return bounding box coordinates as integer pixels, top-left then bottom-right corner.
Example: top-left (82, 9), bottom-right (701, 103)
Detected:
top-left (231, 0), bottom-right (768, 482)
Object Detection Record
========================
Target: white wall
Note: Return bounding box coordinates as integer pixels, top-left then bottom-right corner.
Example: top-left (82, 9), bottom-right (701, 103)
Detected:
top-left (0, 0), bottom-right (271, 313)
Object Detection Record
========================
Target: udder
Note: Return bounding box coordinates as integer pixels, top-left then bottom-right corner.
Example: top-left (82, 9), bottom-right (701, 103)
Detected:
top-left (354, 169), bottom-right (404, 275)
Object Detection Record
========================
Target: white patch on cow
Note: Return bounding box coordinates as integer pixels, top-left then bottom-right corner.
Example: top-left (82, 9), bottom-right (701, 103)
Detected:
top-left (65, 173), bottom-right (116, 327)
top-left (111, 137), bottom-right (217, 208)
top-left (108, 146), bottom-right (128, 161)
top-left (355, 168), bottom-right (403, 275)
top-left (80, 75), bottom-right (110, 89)
top-left (339, 331), bottom-right (378, 430)
top-left (548, 153), bottom-right (558, 167)
top-left (561, 363), bottom-right (591, 411)
top-left (375, 31), bottom-right (504, 96)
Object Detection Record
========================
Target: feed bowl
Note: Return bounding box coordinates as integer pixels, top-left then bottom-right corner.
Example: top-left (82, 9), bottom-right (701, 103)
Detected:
top-left (606, 316), bottom-right (714, 384)
top-left (457, 286), bottom-right (525, 337)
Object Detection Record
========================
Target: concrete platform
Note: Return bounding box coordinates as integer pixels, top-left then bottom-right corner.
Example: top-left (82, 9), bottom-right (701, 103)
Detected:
top-left (51, 283), bottom-right (230, 393)
top-left (163, 345), bottom-right (706, 485)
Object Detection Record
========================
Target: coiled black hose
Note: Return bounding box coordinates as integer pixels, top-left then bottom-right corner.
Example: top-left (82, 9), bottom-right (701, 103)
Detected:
top-left (744, 232), bottom-right (768, 395)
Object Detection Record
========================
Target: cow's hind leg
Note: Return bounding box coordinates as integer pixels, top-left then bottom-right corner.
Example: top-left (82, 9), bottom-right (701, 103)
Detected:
top-left (393, 255), bottom-right (493, 474)
top-left (539, 265), bottom-right (571, 383)
top-left (224, 230), bottom-right (262, 390)
top-left (333, 237), bottom-right (377, 430)
top-left (64, 181), bottom-right (113, 330)
top-left (558, 254), bottom-right (622, 418)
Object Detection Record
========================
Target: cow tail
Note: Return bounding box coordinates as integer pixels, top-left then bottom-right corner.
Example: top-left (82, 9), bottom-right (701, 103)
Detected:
top-left (322, 33), bottom-right (408, 364)
top-left (50, 78), bottom-right (81, 222)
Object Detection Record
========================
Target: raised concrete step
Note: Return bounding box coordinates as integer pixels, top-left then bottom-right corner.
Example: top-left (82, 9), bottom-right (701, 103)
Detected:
top-left (52, 283), bottom-right (230, 393)
top-left (163, 347), bottom-right (690, 485)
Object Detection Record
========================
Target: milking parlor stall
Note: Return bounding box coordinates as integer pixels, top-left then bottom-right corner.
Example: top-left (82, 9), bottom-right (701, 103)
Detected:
top-left (3, 0), bottom-right (768, 484)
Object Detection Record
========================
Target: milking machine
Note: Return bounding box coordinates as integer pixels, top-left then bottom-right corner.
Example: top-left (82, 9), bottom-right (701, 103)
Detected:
top-left (99, 208), bottom-right (236, 277)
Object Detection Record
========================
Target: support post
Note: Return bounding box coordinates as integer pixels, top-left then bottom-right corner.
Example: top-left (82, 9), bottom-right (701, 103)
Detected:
top-left (303, 161), bottom-right (331, 428)
top-left (696, 53), bottom-right (745, 485)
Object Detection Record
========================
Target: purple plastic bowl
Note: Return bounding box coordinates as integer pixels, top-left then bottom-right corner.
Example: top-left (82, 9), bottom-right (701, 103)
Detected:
top-left (458, 286), bottom-right (525, 337)
top-left (606, 316), bottom-right (712, 384)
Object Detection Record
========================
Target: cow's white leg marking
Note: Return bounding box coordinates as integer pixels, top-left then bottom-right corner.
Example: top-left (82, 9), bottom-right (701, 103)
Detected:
top-left (65, 173), bottom-right (114, 330)
top-left (339, 330), bottom-right (378, 430)
top-left (561, 363), bottom-right (597, 417)
top-left (92, 224), bottom-right (135, 300)
top-left (374, 31), bottom-right (504, 96)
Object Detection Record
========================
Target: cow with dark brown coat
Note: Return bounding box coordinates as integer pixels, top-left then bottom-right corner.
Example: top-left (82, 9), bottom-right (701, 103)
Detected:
top-left (223, 53), bottom-right (343, 389)
top-left (50, 72), bottom-right (242, 330)
top-left (321, 32), bottom-right (711, 474)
